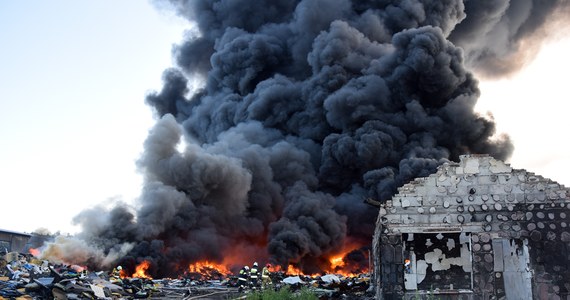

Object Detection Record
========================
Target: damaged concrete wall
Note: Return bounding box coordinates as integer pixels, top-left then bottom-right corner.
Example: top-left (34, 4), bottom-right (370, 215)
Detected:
top-left (372, 154), bottom-right (570, 299)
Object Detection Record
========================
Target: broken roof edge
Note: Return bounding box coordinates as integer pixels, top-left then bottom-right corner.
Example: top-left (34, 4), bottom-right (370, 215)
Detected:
top-left (386, 154), bottom-right (570, 211)
top-left (459, 154), bottom-right (566, 187)
top-left (404, 154), bottom-right (566, 187)
top-left (382, 224), bottom-right (484, 234)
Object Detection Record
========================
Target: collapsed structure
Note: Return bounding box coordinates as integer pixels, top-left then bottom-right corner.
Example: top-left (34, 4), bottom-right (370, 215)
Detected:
top-left (372, 154), bottom-right (570, 299)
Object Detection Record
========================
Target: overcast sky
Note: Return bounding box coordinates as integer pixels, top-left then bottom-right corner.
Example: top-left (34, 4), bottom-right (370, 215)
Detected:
top-left (1, 1), bottom-right (569, 234)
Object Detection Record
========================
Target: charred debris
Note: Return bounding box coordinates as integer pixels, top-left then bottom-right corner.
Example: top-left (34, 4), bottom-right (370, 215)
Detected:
top-left (0, 249), bottom-right (372, 299)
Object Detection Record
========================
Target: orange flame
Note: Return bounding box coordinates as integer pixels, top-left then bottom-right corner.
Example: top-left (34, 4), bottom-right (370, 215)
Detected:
top-left (329, 254), bottom-right (345, 269)
top-left (132, 260), bottom-right (152, 279)
top-left (188, 261), bottom-right (231, 277)
top-left (268, 264), bottom-right (320, 277)
top-left (286, 264), bottom-right (304, 275)
top-left (176, 240), bottom-right (370, 279)
top-left (29, 248), bottom-right (40, 257)
top-left (267, 239), bottom-right (369, 277)
top-left (328, 252), bottom-right (355, 276)
top-left (324, 239), bottom-right (369, 277)
top-left (70, 265), bottom-right (86, 273)
top-left (268, 264), bottom-right (282, 273)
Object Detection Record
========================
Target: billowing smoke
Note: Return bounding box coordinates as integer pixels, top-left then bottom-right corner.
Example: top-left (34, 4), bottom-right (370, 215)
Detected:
top-left (62, 0), bottom-right (568, 277)
top-left (449, 0), bottom-right (570, 77)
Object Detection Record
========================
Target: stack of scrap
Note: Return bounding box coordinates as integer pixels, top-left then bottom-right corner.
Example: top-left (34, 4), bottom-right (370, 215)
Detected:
top-left (1, 251), bottom-right (372, 299)
top-left (0, 252), bottom-right (165, 299)
top-left (278, 273), bottom-right (373, 299)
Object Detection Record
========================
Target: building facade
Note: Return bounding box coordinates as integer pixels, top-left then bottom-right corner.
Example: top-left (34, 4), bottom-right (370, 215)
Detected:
top-left (372, 155), bottom-right (570, 299)
top-left (0, 229), bottom-right (31, 253)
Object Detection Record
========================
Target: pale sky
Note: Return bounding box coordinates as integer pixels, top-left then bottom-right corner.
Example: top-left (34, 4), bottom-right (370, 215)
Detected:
top-left (0, 1), bottom-right (186, 234)
top-left (476, 36), bottom-right (570, 189)
top-left (1, 1), bottom-right (569, 234)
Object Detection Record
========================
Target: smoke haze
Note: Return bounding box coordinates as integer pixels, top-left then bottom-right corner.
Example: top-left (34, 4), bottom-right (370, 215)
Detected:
top-left (48, 0), bottom-right (569, 277)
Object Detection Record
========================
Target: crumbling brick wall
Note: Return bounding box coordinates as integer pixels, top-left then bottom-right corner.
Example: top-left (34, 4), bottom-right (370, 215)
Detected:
top-left (372, 154), bottom-right (570, 299)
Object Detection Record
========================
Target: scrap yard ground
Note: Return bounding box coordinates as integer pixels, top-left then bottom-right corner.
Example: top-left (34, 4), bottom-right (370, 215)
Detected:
top-left (0, 248), bottom-right (372, 299)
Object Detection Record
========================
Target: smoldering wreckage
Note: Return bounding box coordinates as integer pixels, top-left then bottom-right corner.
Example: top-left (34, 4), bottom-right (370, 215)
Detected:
top-left (0, 248), bottom-right (370, 299)
top-left (4, 0), bottom-right (570, 299)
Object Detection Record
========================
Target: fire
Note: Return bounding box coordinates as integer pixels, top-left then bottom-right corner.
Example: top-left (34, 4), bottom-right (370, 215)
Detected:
top-left (286, 264), bottom-right (304, 275)
top-left (132, 260), bottom-right (152, 279)
top-left (188, 261), bottom-right (231, 276)
top-left (70, 265), bottom-right (86, 273)
top-left (267, 264), bottom-right (320, 277)
top-left (186, 259), bottom-right (245, 280)
top-left (267, 264), bottom-right (282, 273)
top-left (185, 247), bottom-right (262, 279)
top-left (179, 240), bottom-right (369, 279)
top-left (324, 239), bottom-right (370, 277)
top-left (329, 254), bottom-right (345, 269)
top-left (29, 248), bottom-right (40, 257)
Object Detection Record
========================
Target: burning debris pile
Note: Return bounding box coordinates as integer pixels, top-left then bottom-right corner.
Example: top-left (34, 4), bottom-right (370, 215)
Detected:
top-left (0, 251), bottom-right (169, 299)
top-left (41, 0), bottom-right (570, 279)
top-left (1, 250), bottom-right (373, 299)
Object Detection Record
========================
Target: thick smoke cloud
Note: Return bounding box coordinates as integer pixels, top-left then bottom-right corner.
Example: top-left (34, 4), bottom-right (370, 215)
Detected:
top-left (62, 0), bottom-right (568, 276)
top-left (449, 0), bottom-right (570, 77)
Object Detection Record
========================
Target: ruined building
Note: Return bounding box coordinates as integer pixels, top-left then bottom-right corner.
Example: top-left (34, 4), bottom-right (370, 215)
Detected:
top-left (372, 154), bottom-right (570, 299)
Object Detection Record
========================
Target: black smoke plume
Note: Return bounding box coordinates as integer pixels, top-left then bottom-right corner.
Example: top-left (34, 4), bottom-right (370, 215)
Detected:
top-left (58, 0), bottom-right (568, 277)
top-left (449, 0), bottom-right (570, 77)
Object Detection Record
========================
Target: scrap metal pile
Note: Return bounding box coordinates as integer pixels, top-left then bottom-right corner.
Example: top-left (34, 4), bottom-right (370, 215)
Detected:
top-left (1, 251), bottom-right (372, 299)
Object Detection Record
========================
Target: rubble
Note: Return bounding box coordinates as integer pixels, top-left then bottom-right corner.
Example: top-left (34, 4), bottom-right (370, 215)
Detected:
top-left (1, 250), bottom-right (373, 299)
top-left (277, 273), bottom-right (372, 299)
